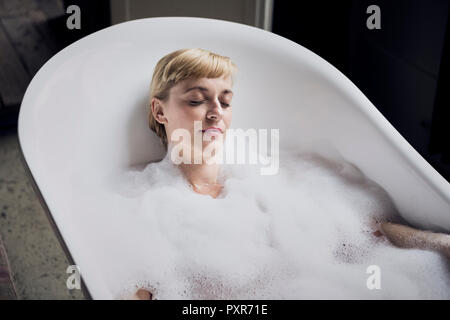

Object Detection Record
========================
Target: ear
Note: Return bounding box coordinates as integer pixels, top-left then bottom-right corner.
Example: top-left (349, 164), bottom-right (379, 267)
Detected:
top-left (151, 98), bottom-right (168, 125)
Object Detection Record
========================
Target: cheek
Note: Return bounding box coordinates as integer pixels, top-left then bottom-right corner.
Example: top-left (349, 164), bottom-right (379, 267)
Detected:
top-left (182, 107), bottom-right (205, 123)
top-left (172, 106), bottom-right (205, 131)
top-left (224, 110), bottom-right (232, 128)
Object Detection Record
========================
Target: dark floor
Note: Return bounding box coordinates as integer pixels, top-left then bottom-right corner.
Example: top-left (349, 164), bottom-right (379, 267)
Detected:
top-left (0, 232), bottom-right (17, 299)
top-left (0, 131), bottom-right (85, 299)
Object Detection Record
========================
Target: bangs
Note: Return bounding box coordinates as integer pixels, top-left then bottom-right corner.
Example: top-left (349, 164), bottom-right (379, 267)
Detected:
top-left (162, 48), bottom-right (238, 84)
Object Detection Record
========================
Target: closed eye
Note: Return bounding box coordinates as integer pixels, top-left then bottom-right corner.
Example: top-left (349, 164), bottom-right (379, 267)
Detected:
top-left (189, 100), bottom-right (205, 106)
top-left (189, 100), bottom-right (231, 107)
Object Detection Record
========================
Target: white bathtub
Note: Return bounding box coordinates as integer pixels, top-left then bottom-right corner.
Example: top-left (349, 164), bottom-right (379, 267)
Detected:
top-left (18, 17), bottom-right (450, 299)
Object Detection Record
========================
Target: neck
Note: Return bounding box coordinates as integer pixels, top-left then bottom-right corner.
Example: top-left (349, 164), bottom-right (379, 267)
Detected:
top-left (166, 143), bottom-right (222, 186)
top-left (178, 162), bottom-right (221, 186)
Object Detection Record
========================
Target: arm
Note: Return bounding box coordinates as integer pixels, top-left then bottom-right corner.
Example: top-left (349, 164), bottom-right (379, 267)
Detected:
top-left (381, 222), bottom-right (450, 258)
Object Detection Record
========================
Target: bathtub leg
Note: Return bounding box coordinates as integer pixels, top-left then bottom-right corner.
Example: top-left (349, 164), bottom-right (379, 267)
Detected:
top-left (380, 222), bottom-right (450, 259)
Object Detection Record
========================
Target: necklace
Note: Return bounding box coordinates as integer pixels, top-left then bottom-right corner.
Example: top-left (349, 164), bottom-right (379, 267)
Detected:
top-left (187, 182), bottom-right (224, 199)
top-left (188, 182), bottom-right (224, 189)
top-left (188, 182), bottom-right (213, 188)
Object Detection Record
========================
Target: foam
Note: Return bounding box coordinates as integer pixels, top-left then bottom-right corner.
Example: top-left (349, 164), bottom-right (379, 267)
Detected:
top-left (106, 148), bottom-right (450, 299)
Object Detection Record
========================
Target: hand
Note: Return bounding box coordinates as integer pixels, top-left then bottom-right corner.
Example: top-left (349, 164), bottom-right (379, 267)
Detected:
top-left (130, 289), bottom-right (153, 300)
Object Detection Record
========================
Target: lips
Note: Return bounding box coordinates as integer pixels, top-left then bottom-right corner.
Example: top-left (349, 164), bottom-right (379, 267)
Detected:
top-left (201, 127), bottom-right (223, 134)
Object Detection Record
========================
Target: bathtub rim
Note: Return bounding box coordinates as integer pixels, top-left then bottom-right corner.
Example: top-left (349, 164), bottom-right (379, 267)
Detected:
top-left (20, 16), bottom-right (450, 203)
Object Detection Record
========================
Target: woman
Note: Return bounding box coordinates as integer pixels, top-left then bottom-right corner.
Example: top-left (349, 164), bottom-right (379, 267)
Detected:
top-left (148, 48), bottom-right (234, 199)
top-left (129, 48), bottom-right (449, 300)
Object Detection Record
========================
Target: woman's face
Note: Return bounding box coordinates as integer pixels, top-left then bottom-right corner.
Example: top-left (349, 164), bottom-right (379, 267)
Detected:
top-left (152, 75), bottom-right (233, 152)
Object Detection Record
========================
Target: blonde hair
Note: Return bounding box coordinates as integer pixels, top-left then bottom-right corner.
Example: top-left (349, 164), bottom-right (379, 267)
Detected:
top-left (148, 48), bottom-right (238, 148)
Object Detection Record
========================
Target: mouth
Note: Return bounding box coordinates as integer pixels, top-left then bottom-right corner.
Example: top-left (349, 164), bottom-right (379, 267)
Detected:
top-left (201, 127), bottom-right (223, 135)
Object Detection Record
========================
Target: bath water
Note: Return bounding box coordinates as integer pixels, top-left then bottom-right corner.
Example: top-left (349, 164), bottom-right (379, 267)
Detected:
top-left (106, 147), bottom-right (450, 299)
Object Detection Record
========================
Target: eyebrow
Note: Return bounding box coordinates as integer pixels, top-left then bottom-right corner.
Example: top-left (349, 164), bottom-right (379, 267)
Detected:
top-left (183, 86), bottom-right (233, 95)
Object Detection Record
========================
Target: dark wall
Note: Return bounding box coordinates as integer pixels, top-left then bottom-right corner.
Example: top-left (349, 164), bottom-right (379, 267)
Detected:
top-left (57, 0), bottom-right (111, 47)
top-left (272, 0), bottom-right (450, 182)
top-left (0, 0), bottom-right (111, 132)
top-left (273, 1), bottom-right (353, 74)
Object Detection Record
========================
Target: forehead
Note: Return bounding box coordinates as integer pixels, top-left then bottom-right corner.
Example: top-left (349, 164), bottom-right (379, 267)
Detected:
top-left (177, 76), bottom-right (233, 94)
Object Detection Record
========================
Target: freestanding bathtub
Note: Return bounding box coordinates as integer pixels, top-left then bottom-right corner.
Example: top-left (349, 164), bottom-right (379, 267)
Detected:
top-left (18, 17), bottom-right (450, 299)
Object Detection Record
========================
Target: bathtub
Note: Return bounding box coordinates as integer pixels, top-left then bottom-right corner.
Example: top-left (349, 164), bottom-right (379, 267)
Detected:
top-left (18, 17), bottom-right (450, 299)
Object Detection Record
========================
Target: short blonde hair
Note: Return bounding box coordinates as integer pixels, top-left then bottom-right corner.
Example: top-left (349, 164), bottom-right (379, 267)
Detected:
top-left (148, 48), bottom-right (238, 148)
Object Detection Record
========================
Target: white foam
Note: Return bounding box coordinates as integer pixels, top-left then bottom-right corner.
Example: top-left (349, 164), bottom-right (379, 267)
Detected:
top-left (105, 148), bottom-right (450, 299)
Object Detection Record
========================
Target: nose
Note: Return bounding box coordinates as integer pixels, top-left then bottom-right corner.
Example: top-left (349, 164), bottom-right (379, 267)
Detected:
top-left (206, 99), bottom-right (223, 121)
